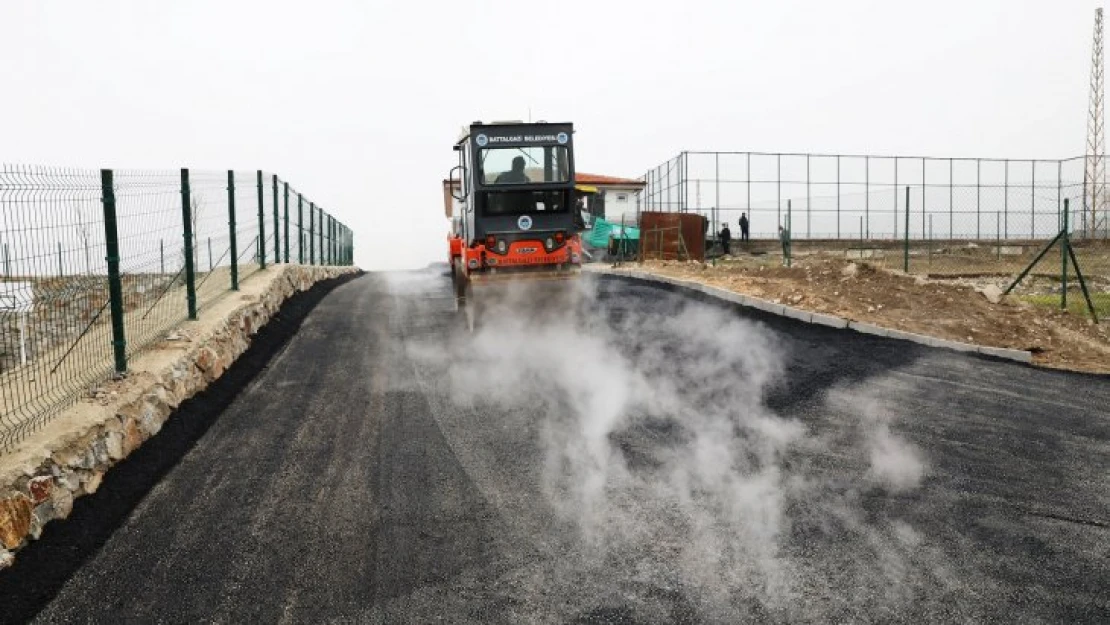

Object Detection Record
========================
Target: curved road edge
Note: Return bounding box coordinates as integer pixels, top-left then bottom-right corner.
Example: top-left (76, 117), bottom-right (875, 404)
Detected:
top-left (587, 265), bottom-right (1036, 365)
top-left (0, 268), bottom-right (363, 622)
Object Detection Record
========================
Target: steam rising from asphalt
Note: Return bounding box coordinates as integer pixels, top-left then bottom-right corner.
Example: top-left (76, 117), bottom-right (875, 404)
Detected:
top-left (402, 270), bottom-right (934, 620)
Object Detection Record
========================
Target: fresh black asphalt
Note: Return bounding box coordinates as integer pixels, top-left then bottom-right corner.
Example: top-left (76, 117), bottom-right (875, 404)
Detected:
top-left (1, 269), bottom-right (1107, 624)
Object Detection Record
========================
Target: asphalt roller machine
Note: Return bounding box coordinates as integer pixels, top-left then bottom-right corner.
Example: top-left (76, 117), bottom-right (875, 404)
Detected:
top-left (445, 121), bottom-right (585, 325)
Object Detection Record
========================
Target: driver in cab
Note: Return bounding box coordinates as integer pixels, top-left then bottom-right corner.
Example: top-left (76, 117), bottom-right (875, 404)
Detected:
top-left (491, 155), bottom-right (533, 215)
top-left (496, 156), bottom-right (531, 184)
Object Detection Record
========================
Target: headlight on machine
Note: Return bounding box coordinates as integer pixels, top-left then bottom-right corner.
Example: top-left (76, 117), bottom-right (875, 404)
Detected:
top-left (497, 240), bottom-right (507, 253)
top-left (545, 237), bottom-right (554, 251)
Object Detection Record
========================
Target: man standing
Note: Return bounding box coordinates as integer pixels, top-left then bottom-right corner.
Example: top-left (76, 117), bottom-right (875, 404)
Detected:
top-left (739, 212), bottom-right (750, 242)
top-left (720, 223), bottom-right (732, 255)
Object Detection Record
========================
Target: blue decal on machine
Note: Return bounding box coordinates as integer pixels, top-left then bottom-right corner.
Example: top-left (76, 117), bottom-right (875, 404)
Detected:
top-left (518, 215), bottom-right (533, 230)
top-left (557, 132), bottom-right (568, 144)
top-left (475, 134), bottom-right (488, 147)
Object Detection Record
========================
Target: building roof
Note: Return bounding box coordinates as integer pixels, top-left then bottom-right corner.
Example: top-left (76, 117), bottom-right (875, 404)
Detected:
top-left (575, 172), bottom-right (645, 187)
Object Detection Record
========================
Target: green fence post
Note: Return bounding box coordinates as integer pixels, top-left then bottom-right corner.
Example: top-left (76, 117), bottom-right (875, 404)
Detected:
top-left (272, 175), bottom-right (280, 264)
top-left (297, 193), bottom-right (304, 264)
top-left (996, 211), bottom-right (1001, 262)
top-left (228, 170), bottom-right (239, 291)
top-left (309, 202), bottom-right (316, 265)
top-left (256, 170), bottom-right (266, 269)
top-left (904, 185), bottom-right (910, 273)
top-left (100, 169), bottom-right (127, 374)
top-left (784, 199), bottom-right (792, 268)
top-left (180, 168), bottom-right (198, 320)
top-left (284, 182), bottom-right (290, 263)
top-left (1062, 198), bottom-right (1069, 310)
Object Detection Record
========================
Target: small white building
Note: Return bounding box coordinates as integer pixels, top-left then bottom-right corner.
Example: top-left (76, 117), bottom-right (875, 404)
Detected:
top-left (574, 173), bottom-right (646, 226)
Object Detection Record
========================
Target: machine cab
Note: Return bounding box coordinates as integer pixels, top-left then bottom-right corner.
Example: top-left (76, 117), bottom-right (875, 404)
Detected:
top-left (450, 121), bottom-right (578, 258)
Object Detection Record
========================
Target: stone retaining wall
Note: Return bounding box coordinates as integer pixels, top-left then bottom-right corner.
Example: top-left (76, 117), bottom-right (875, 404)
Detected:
top-left (0, 264), bottom-right (360, 568)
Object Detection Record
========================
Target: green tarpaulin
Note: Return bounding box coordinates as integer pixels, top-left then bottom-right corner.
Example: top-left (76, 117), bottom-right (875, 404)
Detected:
top-left (584, 217), bottom-right (639, 249)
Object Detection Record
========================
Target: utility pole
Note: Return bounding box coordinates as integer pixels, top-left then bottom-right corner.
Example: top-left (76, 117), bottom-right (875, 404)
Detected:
top-left (1086, 7), bottom-right (1106, 236)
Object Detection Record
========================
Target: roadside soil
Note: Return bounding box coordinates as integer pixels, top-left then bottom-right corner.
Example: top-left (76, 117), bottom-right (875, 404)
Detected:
top-left (630, 254), bottom-right (1110, 375)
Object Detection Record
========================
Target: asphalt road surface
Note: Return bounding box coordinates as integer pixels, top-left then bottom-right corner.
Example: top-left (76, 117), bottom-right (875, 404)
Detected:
top-left (3, 270), bottom-right (1108, 624)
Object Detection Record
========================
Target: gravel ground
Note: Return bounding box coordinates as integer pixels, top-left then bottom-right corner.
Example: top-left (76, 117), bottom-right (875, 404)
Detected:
top-left (1, 269), bottom-right (1107, 624)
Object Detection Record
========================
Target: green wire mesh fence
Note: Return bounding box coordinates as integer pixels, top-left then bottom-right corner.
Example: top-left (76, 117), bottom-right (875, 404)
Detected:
top-left (755, 184), bottom-right (1095, 278)
top-left (0, 166), bottom-right (354, 453)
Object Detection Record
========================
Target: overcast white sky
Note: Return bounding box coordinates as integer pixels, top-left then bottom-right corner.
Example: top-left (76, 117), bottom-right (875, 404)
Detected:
top-left (1, 0), bottom-right (1104, 270)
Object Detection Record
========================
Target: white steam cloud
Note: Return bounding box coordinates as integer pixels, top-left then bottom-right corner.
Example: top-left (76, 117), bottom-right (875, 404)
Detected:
top-left (399, 271), bottom-right (943, 622)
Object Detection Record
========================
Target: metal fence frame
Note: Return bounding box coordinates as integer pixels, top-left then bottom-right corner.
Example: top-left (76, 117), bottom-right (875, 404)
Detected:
top-left (0, 166), bottom-right (354, 453)
top-left (639, 151), bottom-right (1108, 242)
